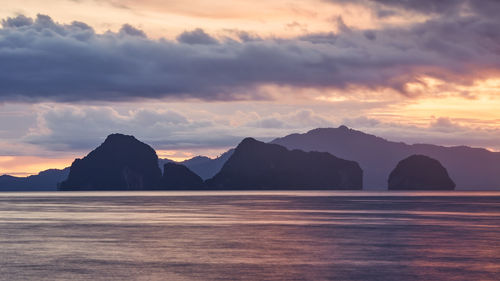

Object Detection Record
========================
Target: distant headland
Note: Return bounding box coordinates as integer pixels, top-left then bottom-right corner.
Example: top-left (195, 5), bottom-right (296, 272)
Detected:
top-left (2, 126), bottom-right (500, 191)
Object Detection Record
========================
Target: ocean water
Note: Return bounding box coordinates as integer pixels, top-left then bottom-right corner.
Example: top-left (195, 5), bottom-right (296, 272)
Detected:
top-left (0, 191), bottom-right (499, 281)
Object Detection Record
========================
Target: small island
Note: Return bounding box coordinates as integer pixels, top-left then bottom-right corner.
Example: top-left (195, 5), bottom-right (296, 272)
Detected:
top-left (388, 155), bottom-right (456, 190)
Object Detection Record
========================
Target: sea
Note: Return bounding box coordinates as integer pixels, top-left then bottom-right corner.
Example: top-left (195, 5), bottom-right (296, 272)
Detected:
top-left (0, 191), bottom-right (499, 281)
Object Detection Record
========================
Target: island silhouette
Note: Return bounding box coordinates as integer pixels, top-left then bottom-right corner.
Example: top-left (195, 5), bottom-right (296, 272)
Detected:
top-left (60, 134), bottom-right (362, 190)
top-left (59, 134), bottom-right (163, 190)
top-left (2, 126), bottom-right (499, 191)
top-left (388, 155), bottom-right (456, 190)
top-left (206, 137), bottom-right (362, 190)
top-left (272, 126), bottom-right (499, 190)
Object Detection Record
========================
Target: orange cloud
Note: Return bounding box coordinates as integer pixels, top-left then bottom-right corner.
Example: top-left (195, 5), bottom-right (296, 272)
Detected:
top-left (0, 0), bottom-right (420, 39)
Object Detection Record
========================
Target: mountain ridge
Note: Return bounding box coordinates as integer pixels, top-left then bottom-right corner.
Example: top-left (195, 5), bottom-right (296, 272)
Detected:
top-left (206, 137), bottom-right (362, 189)
top-left (0, 168), bottom-right (70, 191)
top-left (158, 149), bottom-right (234, 180)
top-left (272, 126), bottom-right (500, 189)
top-left (2, 127), bottom-right (499, 190)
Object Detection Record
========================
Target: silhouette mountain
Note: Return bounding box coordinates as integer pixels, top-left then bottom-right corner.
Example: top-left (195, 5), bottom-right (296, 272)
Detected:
top-left (388, 155), bottom-right (455, 190)
top-left (206, 138), bottom-right (362, 189)
top-left (272, 126), bottom-right (500, 190)
top-left (59, 134), bottom-right (162, 190)
top-left (161, 163), bottom-right (205, 189)
top-left (158, 149), bottom-right (234, 180)
top-left (157, 158), bottom-right (175, 171)
top-left (0, 168), bottom-right (69, 191)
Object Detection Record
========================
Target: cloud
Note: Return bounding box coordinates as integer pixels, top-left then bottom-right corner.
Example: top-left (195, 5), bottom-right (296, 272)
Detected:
top-left (24, 105), bottom-right (215, 151)
top-left (0, 10), bottom-right (499, 102)
top-left (177, 28), bottom-right (218, 45)
top-left (246, 109), bottom-right (333, 129)
top-left (342, 115), bottom-right (500, 150)
top-left (119, 23), bottom-right (146, 37)
top-left (0, 100), bottom-right (496, 158)
top-left (327, 0), bottom-right (500, 17)
top-left (2, 14), bottom-right (34, 27)
top-left (21, 104), bottom-right (338, 154)
top-left (366, 0), bottom-right (465, 15)
top-left (429, 117), bottom-right (465, 133)
top-left (363, 30), bottom-right (376, 40)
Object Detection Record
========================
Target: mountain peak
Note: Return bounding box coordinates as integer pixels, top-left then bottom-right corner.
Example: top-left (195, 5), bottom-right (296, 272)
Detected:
top-left (239, 137), bottom-right (261, 147)
top-left (60, 134), bottom-right (162, 190)
top-left (104, 133), bottom-right (138, 143)
top-left (306, 126), bottom-right (355, 136)
top-left (338, 125), bottom-right (349, 131)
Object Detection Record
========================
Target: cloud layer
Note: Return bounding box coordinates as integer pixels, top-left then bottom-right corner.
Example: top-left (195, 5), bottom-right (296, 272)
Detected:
top-left (20, 104), bottom-right (335, 155)
top-left (13, 102), bottom-right (498, 157)
top-left (0, 5), bottom-right (499, 102)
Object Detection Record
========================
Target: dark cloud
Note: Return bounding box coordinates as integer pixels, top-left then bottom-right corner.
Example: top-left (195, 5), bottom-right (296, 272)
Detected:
top-left (229, 30), bottom-right (262, 42)
top-left (1, 14), bottom-right (33, 27)
top-left (0, 10), bottom-right (499, 102)
top-left (376, 9), bottom-right (397, 18)
top-left (363, 30), bottom-right (376, 40)
top-left (119, 24), bottom-right (146, 37)
top-left (177, 28), bottom-right (218, 45)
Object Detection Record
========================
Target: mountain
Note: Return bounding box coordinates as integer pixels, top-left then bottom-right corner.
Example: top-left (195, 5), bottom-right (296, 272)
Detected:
top-left (0, 168), bottom-right (69, 191)
top-left (206, 138), bottom-right (362, 189)
top-left (59, 134), bottom-right (162, 190)
top-left (182, 150), bottom-right (235, 180)
top-left (272, 126), bottom-right (500, 190)
top-left (158, 149), bottom-right (234, 180)
top-left (161, 163), bottom-right (205, 189)
top-left (388, 155), bottom-right (455, 190)
top-left (158, 158), bottom-right (175, 172)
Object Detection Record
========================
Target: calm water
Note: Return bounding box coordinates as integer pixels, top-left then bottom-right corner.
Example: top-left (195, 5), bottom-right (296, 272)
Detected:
top-left (0, 191), bottom-right (499, 281)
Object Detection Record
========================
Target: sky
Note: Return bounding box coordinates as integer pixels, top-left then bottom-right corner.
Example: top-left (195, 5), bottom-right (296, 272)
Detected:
top-left (1, 0), bottom-right (500, 176)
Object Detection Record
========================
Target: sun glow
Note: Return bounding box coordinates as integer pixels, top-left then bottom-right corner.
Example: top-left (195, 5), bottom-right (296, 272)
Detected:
top-left (1, 0), bottom-right (500, 177)
top-left (0, 0), bottom-right (428, 39)
top-left (0, 156), bottom-right (72, 177)
top-left (156, 150), bottom-right (195, 162)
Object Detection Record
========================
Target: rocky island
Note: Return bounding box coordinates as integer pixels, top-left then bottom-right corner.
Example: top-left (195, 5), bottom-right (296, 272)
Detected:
top-left (388, 154), bottom-right (455, 190)
top-left (59, 134), bottom-right (163, 190)
top-left (161, 162), bottom-right (206, 189)
top-left (206, 137), bottom-right (363, 189)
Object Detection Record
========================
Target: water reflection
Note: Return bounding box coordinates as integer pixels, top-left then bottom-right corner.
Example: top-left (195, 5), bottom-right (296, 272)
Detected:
top-left (0, 191), bottom-right (499, 280)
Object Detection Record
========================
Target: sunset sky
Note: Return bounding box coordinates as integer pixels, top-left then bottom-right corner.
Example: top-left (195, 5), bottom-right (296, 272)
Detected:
top-left (1, 0), bottom-right (499, 176)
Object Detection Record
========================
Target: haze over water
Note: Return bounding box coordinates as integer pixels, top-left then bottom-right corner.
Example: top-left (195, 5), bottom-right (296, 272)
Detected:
top-left (1, 191), bottom-right (499, 280)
